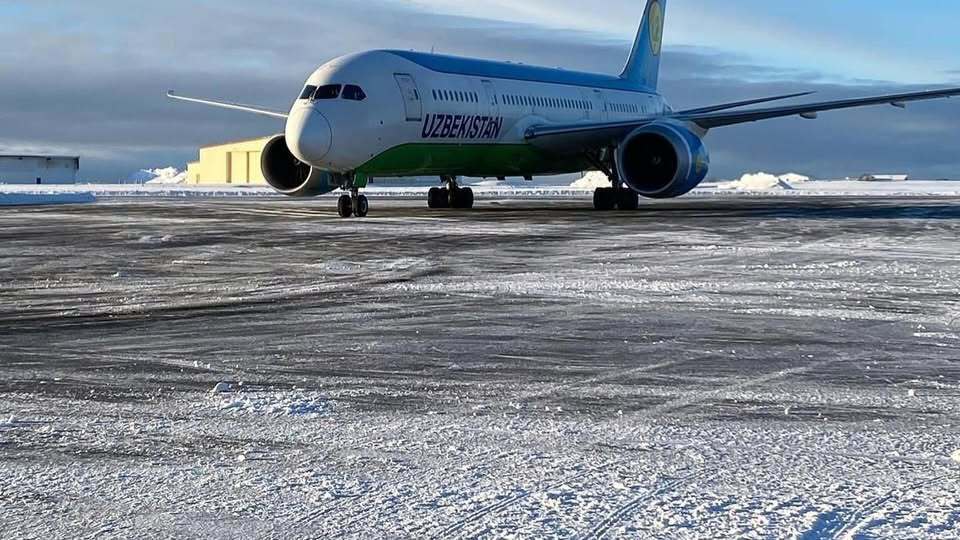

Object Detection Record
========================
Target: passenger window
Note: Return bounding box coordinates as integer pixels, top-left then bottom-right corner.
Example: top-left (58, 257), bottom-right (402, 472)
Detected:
top-left (299, 85), bottom-right (318, 100)
top-left (342, 85), bottom-right (367, 101)
top-left (314, 84), bottom-right (342, 100)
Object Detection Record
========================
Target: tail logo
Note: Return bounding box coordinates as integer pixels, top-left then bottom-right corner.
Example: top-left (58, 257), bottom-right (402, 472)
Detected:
top-left (648, 1), bottom-right (664, 56)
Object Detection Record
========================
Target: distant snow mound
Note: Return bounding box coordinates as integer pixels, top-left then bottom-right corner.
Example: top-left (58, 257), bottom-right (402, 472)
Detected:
top-left (571, 171), bottom-right (610, 189)
top-left (129, 167), bottom-right (188, 185)
top-left (718, 172), bottom-right (796, 191)
top-left (472, 179), bottom-right (506, 187)
top-left (778, 173), bottom-right (811, 184)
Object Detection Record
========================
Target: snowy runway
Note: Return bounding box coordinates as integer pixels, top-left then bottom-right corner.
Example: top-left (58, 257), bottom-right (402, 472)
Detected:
top-left (1, 197), bottom-right (959, 538)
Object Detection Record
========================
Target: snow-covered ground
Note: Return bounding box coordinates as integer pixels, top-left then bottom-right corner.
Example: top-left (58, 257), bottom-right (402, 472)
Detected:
top-left (1, 198), bottom-right (959, 538)
top-left (0, 192), bottom-right (96, 206)
top-left (5, 174), bottom-right (960, 200)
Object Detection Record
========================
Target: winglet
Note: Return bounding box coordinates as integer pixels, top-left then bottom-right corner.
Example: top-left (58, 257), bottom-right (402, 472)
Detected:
top-left (620, 0), bottom-right (667, 91)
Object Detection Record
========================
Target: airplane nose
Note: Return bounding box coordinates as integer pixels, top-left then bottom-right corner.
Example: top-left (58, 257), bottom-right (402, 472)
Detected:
top-left (286, 108), bottom-right (332, 163)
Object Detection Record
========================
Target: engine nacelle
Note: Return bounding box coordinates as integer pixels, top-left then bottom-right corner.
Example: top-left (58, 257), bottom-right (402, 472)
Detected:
top-left (261, 135), bottom-right (340, 197)
top-left (615, 122), bottom-right (710, 199)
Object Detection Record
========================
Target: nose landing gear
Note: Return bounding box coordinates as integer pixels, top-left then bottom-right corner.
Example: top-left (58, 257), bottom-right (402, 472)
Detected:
top-left (427, 176), bottom-right (474, 210)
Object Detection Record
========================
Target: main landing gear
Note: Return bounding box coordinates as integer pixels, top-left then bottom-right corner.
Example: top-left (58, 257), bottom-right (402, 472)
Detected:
top-left (593, 185), bottom-right (639, 211)
top-left (427, 176), bottom-right (474, 210)
top-left (337, 188), bottom-right (369, 218)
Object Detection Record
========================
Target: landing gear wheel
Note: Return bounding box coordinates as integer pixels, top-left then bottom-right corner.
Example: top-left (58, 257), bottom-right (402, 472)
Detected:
top-left (459, 187), bottom-right (474, 209)
top-left (428, 187), bottom-right (448, 209)
top-left (354, 194), bottom-right (369, 217)
top-left (449, 187), bottom-right (474, 209)
top-left (337, 194), bottom-right (353, 218)
top-left (617, 189), bottom-right (639, 211)
top-left (593, 188), bottom-right (617, 211)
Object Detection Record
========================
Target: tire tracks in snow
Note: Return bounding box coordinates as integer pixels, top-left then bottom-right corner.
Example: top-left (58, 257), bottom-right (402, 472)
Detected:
top-left (330, 446), bottom-right (513, 534)
top-left (577, 471), bottom-right (707, 540)
top-left (512, 359), bottom-right (685, 408)
top-left (634, 358), bottom-right (837, 418)
top-left (433, 459), bottom-right (622, 540)
top-left (828, 475), bottom-right (951, 539)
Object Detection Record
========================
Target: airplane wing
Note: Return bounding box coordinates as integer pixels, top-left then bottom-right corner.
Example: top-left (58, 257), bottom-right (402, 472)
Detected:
top-left (679, 87), bottom-right (960, 128)
top-left (166, 91), bottom-right (288, 119)
top-left (674, 91), bottom-right (814, 115)
top-left (526, 87), bottom-right (960, 150)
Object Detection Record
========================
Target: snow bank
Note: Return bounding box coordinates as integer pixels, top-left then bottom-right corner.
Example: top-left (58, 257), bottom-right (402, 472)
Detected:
top-left (130, 167), bottom-right (188, 185)
top-left (570, 171), bottom-right (610, 189)
top-left (778, 173), bottom-right (811, 184)
top-left (718, 172), bottom-right (796, 191)
top-left (0, 192), bottom-right (96, 206)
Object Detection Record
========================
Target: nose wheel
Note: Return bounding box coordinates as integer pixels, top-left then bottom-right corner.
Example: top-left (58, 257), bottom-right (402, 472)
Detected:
top-left (337, 190), bottom-right (368, 218)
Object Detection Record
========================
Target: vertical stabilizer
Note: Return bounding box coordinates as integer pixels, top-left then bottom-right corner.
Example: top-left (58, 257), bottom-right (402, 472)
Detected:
top-left (620, 0), bottom-right (666, 90)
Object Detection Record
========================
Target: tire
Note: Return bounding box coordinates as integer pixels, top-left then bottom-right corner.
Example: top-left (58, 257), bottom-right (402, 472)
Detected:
top-left (337, 194), bottom-right (353, 218)
top-left (354, 194), bottom-right (369, 217)
top-left (617, 189), bottom-right (639, 211)
top-left (428, 187), bottom-right (441, 209)
top-left (460, 187), bottom-right (474, 209)
top-left (437, 188), bottom-right (450, 209)
top-left (593, 188), bottom-right (616, 211)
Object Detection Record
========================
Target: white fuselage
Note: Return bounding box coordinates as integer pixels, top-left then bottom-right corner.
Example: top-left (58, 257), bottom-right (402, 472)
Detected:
top-left (285, 51), bottom-right (672, 178)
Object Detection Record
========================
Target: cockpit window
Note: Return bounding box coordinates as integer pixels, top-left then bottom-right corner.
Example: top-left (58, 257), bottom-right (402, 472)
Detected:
top-left (314, 84), bottom-right (342, 100)
top-left (342, 85), bottom-right (367, 101)
top-left (299, 85), bottom-right (317, 100)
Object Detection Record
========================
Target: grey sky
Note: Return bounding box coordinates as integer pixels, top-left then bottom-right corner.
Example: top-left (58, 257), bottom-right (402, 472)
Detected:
top-left (1, 0), bottom-right (958, 181)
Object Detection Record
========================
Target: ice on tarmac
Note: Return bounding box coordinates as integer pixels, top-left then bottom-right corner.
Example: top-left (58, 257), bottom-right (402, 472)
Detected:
top-left (1, 195), bottom-right (959, 538)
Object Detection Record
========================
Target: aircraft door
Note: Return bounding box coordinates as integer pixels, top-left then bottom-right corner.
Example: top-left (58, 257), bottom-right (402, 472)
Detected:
top-left (394, 73), bottom-right (423, 121)
top-left (593, 89), bottom-right (609, 121)
top-left (579, 89), bottom-right (592, 120)
top-left (481, 80), bottom-right (500, 117)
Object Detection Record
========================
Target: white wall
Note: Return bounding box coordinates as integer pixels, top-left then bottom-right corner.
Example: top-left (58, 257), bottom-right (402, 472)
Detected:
top-left (0, 156), bottom-right (79, 184)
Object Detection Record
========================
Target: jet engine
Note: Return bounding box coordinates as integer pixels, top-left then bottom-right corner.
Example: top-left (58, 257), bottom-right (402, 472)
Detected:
top-left (615, 122), bottom-right (710, 199)
top-left (261, 135), bottom-right (340, 197)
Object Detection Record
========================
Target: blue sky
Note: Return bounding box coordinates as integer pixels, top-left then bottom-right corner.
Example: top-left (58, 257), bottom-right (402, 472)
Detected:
top-left (413, 0), bottom-right (960, 84)
top-left (0, 0), bottom-right (958, 180)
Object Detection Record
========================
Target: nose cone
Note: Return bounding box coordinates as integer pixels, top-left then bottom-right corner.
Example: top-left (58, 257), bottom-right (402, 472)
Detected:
top-left (286, 108), bottom-right (332, 164)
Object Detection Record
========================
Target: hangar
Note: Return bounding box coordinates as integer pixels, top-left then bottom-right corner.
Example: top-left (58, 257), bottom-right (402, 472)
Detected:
top-left (186, 137), bottom-right (272, 186)
top-left (0, 155), bottom-right (79, 185)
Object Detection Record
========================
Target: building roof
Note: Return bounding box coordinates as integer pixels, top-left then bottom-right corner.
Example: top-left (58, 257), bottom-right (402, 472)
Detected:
top-left (198, 136), bottom-right (274, 150)
top-left (0, 155), bottom-right (79, 161)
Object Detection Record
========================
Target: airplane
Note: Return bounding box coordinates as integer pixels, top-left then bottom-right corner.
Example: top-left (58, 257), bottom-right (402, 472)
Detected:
top-left (169, 0), bottom-right (960, 218)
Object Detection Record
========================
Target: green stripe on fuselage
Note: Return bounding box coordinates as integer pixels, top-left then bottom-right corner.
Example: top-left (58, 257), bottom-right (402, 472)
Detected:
top-left (356, 143), bottom-right (590, 178)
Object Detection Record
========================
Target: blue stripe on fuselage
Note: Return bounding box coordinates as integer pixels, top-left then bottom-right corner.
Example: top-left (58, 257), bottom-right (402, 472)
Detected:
top-left (383, 50), bottom-right (655, 94)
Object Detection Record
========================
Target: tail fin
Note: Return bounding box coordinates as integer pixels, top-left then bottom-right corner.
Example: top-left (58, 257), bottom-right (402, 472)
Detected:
top-left (620, 0), bottom-right (666, 90)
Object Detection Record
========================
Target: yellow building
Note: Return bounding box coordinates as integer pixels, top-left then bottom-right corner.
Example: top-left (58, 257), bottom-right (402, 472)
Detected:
top-left (186, 136), bottom-right (273, 185)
